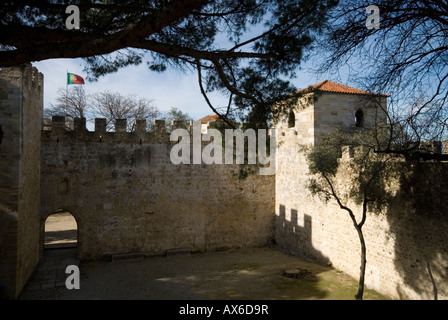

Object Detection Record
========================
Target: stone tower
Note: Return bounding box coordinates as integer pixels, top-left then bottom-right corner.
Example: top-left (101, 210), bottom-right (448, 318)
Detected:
top-left (276, 80), bottom-right (389, 145)
top-left (0, 64), bottom-right (44, 299)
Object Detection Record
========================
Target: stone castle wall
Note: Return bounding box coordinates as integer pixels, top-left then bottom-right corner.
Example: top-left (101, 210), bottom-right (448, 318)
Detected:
top-left (0, 65), bottom-right (43, 299)
top-left (275, 128), bottom-right (448, 300)
top-left (40, 118), bottom-right (275, 260)
top-left (2, 63), bottom-right (447, 300)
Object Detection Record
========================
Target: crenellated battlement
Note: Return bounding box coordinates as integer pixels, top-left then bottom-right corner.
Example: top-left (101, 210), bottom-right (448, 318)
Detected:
top-left (0, 63), bottom-right (43, 94)
top-left (42, 116), bottom-right (193, 144)
top-left (339, 140), bottom-right (448, 161)
top-left (22, 63), bottom-right (44, 92)
top-left (42, 116), bottom-right (259, 146)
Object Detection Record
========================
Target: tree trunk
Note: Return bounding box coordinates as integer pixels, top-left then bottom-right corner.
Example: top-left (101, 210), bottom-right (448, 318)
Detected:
top-left (322, 175), bottom-right (369, 300)
top-left (354, 225), bottom-right (367, 300)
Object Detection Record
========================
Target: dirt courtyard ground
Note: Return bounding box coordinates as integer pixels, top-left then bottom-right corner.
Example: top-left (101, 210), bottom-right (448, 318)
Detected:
top-left (19, 213), bottom-right (387, 300)
top-left (20, 247), bottom-right (387, 300)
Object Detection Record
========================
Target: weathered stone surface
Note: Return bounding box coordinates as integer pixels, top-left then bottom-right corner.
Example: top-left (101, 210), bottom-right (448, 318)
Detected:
top-left (0, 64), bottom-right (43, 299)
top-left (40, 120), bottom-right (275, 260)
top-left (2, 64), bottom-right (448, 301)
top-left (275, 93), bottom-right (448, 300)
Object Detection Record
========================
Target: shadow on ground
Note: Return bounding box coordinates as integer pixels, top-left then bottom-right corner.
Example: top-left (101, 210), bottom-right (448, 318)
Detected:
top-left (19, 246), bottom-right (386, 300)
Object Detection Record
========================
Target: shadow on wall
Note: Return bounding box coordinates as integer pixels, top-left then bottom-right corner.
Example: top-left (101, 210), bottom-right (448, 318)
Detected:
top-left (386, 162), bottom-right (448, 300)
top-left (276, 204), bottom-right (330, 266)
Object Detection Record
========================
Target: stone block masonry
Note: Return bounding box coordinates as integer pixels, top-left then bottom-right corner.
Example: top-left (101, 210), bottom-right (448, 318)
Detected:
top-left (275, 128), bottom-right (448, 300)
top-left (40, 117), bottom-right (275, 260)
top-left (2, 63), bottom-right (447, 300)
top-left (0, 65), bottom-right (43, 299)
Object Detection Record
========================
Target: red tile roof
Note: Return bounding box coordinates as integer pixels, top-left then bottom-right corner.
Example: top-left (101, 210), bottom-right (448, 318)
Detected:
top-left (198, 114), bottom-right (221, 124)
top-left (297, 80), bottom-right (389, 96)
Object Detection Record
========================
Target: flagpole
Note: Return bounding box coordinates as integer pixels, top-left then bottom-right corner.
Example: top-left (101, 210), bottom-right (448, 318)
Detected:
top-left (66, 70), bottom-right (68, 113)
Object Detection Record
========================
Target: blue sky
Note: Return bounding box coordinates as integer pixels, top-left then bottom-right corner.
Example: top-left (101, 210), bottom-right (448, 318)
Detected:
top-left (32, 8), bottom-right (347, 122)
top-left (34, 56), bottom-right (327, 122)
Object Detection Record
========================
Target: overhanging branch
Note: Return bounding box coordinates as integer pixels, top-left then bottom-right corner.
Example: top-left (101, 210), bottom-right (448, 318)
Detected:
top-left (196, 59), bottom-right (236, 129)
top-left (0, 0), bottom-right (209, 67)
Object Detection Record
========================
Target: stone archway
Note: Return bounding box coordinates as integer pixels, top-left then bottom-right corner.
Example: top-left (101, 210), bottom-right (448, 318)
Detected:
top-left (23, 210), bottom-right (80, 293)
top-left (44, 209), bottom-right (78, 250)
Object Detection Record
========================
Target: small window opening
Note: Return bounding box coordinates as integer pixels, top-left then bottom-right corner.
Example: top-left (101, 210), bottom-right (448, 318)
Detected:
top-left (288, 110), bottom-right (295, 128)
top-left (0, 125), bottom-right (3, 144)
top-left (355, 109), bottom-right (364, 127)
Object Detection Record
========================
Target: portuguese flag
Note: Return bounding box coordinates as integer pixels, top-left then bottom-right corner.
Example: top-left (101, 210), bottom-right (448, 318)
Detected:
top-left (67, 72), bottom-right (85, 85)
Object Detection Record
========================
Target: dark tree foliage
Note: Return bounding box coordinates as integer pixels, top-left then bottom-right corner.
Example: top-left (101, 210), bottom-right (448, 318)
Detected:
top-left (0, 0), bottom-right (338, 127)
top-left (163, 106), bottom-right (193, 130)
